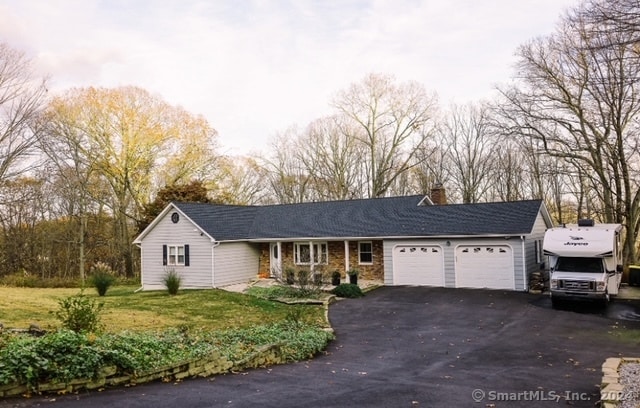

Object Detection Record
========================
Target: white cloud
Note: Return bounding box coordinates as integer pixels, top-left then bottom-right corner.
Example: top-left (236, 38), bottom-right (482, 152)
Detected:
top-left (0, 0), bottom-right (579, 155)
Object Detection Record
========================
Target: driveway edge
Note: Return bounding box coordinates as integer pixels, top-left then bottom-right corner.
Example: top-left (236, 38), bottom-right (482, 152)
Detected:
top-left (600, 357), bottom-right (640, 407)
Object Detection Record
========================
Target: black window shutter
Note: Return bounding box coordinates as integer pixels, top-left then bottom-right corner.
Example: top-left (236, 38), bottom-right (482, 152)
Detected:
top-left (184, 244), bottom-right (190, 266)
top-left (162, 245), bottom-right (167, 266)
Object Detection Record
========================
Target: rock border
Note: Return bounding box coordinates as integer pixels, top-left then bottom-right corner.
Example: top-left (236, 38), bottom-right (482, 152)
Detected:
top-left (601, 357), bottom-right (640, 407)
top-left (0, 344), bottom-right (288, 398)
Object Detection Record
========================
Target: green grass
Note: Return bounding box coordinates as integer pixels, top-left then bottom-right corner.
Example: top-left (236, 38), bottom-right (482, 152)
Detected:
top-left (609, 327), bottom-right (640, 344)
top-left (0, 286), bottom-right (326, 332)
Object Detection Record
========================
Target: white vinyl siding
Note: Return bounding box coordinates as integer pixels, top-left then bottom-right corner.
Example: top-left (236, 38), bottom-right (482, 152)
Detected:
top-left (139, 209), bottom-right (213, 290)
top-left (213, 242), bottom-right (260, 287)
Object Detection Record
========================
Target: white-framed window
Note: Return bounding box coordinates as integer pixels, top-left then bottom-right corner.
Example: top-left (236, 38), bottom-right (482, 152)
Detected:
top-left (294, 242), bottom-right (328, 265)
top-left (359, 241), bottom-right (373, 264)
top-left (169, 245), bottom-right (185, 265)
top-left (163, 244), bottom-right (189, 266)
top-left (534, 240), bottom-right (543, 264)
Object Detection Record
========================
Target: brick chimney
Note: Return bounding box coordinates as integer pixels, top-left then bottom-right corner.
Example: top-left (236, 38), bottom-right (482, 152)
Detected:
top-left (430, 183), bottom-right (447, 205)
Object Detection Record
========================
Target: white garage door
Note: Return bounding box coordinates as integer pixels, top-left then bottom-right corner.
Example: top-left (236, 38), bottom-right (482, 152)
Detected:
top-left (455, 245), bottom-right (514, 289)
top-left (393, 245), bottom-right (444, 286)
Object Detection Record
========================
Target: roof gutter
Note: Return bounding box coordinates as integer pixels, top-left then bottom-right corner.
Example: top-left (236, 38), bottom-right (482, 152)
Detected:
top-left (237, 234), bottom-right (526, 243)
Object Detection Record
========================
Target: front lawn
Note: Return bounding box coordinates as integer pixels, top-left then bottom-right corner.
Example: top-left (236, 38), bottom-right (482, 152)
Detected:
top-left (0, 286), bottom-right (326, 332)
top-left (0, 285), bottom-right (332, 393)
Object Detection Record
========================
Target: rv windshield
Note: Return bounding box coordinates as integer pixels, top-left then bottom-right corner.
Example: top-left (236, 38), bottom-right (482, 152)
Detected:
top-left (555, 257), bottom-right (604, 273)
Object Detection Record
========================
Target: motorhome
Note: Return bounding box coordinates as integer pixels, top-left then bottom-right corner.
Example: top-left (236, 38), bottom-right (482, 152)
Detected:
top-left (543, 219), bottom-right (623, 308)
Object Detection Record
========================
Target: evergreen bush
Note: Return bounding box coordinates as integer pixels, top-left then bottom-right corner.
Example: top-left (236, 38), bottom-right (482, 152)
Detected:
top-left (331, 283), bottom-right (364, 298)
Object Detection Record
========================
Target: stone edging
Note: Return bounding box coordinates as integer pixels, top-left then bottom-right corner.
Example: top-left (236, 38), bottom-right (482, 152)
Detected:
top-left (0, 343), bottom-right (291, 398)
top-left (601, 357), bottom-right (640, 407)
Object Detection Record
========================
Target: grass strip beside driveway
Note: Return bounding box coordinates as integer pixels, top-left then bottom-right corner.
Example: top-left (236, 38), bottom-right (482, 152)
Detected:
top-left (0, 286), bottom-right (326, 332)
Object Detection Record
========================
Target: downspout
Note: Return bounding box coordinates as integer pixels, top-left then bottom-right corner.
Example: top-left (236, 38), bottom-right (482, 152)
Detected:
top-left (211, 239), bottom-right (221, 288)
top-left (521, 236), bottom-right (527, 292)
top-left (134, 243), bottom-right (143, 292)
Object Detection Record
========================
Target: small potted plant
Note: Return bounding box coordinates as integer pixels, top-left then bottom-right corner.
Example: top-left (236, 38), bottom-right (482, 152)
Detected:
top-left (331, 271), bottom-right (341, 286)
top-left (285, 267), bottom-right (295, 285)
top-left (348, 269), bottom-right (359, 285)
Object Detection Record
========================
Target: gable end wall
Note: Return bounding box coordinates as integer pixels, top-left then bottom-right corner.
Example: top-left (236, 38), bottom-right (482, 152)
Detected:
top-left (139, 210), bottom-right (214, 290)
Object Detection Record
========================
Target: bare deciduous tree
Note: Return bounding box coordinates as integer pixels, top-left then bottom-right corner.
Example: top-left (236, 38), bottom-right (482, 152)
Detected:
top-left (0, 43), bottom-right (48, 182)
top-left (332, 73), bottom-right (438, 198)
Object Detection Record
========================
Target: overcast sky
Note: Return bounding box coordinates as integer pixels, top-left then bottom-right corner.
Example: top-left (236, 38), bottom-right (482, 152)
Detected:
top-left (1, 0), bottom-right (579, 155)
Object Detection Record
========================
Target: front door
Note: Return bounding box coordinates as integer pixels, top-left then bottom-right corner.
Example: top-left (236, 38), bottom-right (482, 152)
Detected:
top-left (270, 242), bottom-right (281, 278)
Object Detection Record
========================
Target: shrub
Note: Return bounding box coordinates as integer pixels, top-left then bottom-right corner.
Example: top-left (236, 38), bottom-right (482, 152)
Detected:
top-left (331, 283), bottom-right (364, 298)
top-left (163, 268), bottom-right (182, 295)
top-left (89, 262), bottom-right (116, 296)
top-left (53, 291), bottom-right (103, 333)
top-left (0, 330), bottom-right (103, 389)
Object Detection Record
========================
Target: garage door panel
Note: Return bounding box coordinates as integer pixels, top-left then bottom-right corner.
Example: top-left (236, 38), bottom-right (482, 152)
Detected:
top-left (455, 245), bottom-right (514, 289)
top-left (393, 245), bottom-right (444, 286)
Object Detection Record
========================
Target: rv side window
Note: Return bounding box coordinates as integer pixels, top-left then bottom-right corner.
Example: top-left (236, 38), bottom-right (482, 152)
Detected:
top-left (556, 257), bottom-right (604, 273)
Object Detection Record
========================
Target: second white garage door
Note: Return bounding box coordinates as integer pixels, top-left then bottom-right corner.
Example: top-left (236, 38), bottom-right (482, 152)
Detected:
top-left (393, 245), bottom-right (444, 286)
top-left (455, 245), bottom-right (514, 289)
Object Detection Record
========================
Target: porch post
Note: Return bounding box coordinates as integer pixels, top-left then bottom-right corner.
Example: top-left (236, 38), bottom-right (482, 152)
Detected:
top-left (344, 240), bottom-right (349, 276)
top-left (277, 241), bottom-right (282, 272)
top-left (309, 240), bottom-right (315, 273)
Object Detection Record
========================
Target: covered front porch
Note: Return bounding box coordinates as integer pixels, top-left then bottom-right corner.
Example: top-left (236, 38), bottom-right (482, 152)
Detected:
top-left (257, 240), bottom-right (384, 282)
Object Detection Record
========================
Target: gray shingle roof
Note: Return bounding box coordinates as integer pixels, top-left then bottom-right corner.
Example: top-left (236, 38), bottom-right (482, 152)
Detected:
top-left (173, 196), bottom-right (545, 241)
top-left (174, 202), bottom-right (259, 241)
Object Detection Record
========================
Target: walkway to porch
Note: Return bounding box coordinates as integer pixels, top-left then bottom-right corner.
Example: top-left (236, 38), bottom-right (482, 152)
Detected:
top-left (221, 278), bottom-right (383, 294)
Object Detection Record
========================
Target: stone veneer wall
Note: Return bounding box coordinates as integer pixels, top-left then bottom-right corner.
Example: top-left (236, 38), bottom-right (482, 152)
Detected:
top-left (257, 241), bottom-right (384, 281)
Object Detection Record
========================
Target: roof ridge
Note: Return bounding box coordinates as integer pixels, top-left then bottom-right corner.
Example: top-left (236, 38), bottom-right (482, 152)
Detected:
top-left (255, 194), bottom-right (427, 209)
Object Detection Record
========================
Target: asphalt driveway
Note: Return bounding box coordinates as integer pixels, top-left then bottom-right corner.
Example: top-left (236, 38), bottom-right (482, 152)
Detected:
top-left (3, 286), bottom-right (640, 408)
